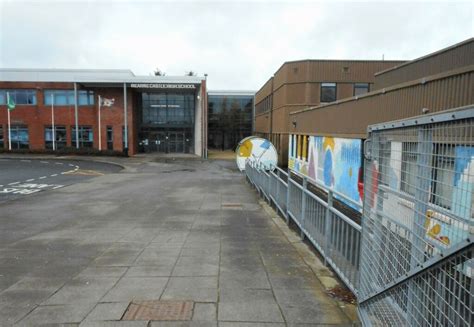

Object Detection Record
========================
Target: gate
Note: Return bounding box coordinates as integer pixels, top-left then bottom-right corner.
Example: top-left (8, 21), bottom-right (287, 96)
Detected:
top-left (358, 106), bottom-right (474, 326)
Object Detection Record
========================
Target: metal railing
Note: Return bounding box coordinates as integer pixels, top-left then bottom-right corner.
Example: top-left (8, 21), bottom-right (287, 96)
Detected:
top-left (245, 161), bottom-right (362, 295)
top-left (359, 106), bottom-right (474, 326)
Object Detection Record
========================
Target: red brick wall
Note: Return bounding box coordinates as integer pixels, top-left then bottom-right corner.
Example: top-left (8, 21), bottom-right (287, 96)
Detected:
top-left (0, 82), bottom-right (137, 154)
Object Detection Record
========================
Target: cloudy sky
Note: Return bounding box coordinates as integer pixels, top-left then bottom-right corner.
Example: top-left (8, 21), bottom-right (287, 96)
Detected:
top-left (0, 0), bottom-right (472, 90)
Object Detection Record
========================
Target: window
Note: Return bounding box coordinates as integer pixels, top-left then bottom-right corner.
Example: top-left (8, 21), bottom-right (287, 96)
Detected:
top-left (44, 90), bottom-right (94, 106)
top-left (122, 126), bottom-right (127, 150)
top-left (401, 142), bottom-right (417, 196)
top-left (320, 83), bottom-right (336, 102)
top-left (72, 126), bottom-right (93, 148)
top-left (0, 126), bottom-right (3, 149)
top-left (45, 126), bottom-right (67, 150)
top-left (107, 126), bottom-right (113, 150)
top-left (10, 125), bottom-right (29, 149)
top-left (0, 90), bottom-right (36, 105)
top-left (354, 83), bottom-right (370, 96)
top-left (431, 145), bottom-right (455, 209)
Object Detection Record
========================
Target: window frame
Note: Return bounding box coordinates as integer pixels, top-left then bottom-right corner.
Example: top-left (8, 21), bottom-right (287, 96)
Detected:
top-left (353, 83), bottom-right (370, 96)
top-left (10, 125), bottom-right (29, 149)
top-left (44, 90), bottom-right (95, 106)
top-left (0, 89), bottom-right (37, 105)
top-left (320, 83), bottom-right (337, 103)
top-left (44, 126), bottom-right (67, 150)
top-left (72, 126), bottom-right (94, 148)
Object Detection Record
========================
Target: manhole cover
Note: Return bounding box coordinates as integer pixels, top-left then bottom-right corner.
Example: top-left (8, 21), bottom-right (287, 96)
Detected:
top-left (122, 300), bottom-right (193, 321)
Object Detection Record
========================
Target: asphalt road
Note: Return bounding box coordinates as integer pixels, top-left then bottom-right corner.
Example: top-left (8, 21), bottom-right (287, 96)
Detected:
top-left (0, 158), bottom-right (122, 203)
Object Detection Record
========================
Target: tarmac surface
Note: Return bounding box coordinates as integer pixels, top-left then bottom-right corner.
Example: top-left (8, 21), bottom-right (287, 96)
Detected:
top-left (0, 155), bottom-right (357, 326)
top-left (0, 158), bottom-right (122, 204)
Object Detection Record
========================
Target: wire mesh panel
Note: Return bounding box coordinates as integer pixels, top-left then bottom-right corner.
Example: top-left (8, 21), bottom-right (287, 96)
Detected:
top-left (359, 107), bottom-right (474, 326)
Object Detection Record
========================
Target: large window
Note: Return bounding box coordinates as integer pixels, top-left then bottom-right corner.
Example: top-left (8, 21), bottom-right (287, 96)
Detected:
top-left (354, 83), bottom-right (370, 96)
top-left (72, 126), bottom-right (93, 148)
top-left (0, 90), bottom-right (36, 105)
top-left (45, 126), bottom-right (67, 149)
top-left (44, 90), bottom-right (94, 106)
top-left (207, 94), bottom-right (253, 150)
top-left (10, 125), bottom-right (29, 149)
top-left (141, 92), bottom-right (194, 126)
top-left (320, 83), bottom-right (337, 103)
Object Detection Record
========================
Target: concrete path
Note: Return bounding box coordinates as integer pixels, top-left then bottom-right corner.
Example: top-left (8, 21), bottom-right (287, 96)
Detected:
top-left (0, 157), bottom-right (357, 326)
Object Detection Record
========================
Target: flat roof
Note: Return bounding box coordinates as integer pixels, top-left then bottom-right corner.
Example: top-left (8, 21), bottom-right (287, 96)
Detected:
top-left (0, 68), bottom-right (203, 84)
top-left (208, 90), bottom-right (255, 96)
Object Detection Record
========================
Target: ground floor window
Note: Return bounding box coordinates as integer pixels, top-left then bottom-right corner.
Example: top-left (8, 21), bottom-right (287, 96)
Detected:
top-left (0, 126), bottom-right (3, 149)
top-left (72, 126), bottom-right (93, 148)
top-left (10, 125), bottom-right (29, 149)
top-left (45, 126), bottom-right (67, 150)
top-left (107, 126), bottom-right (113, 150)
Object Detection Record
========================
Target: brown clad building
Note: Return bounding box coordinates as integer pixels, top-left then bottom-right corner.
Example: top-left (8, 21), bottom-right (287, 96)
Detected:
top-left (254, 59), bottom-right (405, 164)
top-left (255, 38), bottom-right (474, 166)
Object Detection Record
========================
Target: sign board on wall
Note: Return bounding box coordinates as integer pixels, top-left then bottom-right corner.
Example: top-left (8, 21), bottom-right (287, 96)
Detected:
top-left (130, 83), bottom-right (196, 89)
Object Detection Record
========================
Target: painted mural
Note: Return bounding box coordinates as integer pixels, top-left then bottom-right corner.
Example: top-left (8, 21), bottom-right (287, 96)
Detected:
top-left (289, 135), bottom-right (363, 207)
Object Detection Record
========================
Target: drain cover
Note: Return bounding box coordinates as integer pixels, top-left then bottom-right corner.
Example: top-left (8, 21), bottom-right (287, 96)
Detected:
top-left (122, 300), bottom-right (193, 321)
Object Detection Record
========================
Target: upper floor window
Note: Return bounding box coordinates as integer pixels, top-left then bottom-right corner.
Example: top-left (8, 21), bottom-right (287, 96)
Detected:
top-left (320, 83), bottom-right (336, 103)
top-left (0, 90), bottom-right (37, 105)
top-left (354, 83), bottom-right (370, 96)
top-left (44, 90), bottom-right (94, 106)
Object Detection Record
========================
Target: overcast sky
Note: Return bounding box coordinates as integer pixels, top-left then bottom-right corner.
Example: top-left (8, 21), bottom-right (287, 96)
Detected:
top-left (0, 0), bottom-right (472, 90)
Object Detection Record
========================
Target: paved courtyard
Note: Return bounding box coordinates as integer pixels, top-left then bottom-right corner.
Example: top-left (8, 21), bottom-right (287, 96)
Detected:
top-left (0, 156), bottom-right (357, 326)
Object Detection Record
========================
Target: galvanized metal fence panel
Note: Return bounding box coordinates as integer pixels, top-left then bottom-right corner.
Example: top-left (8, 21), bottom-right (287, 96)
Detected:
top-left (359, 106), bottom-right (474, 326)
top-left (245, 161), bottom-right (362, 294)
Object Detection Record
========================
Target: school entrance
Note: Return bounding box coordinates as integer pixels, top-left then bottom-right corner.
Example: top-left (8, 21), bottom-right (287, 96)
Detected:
top-left (138, 91), bottom-right (195, 154)
top-left (139, 128), bottom-right (193, 153)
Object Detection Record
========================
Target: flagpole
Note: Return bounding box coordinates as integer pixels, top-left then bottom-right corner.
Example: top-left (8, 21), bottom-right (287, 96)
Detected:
top-left (51, 93), bottom-right (56, 151)
top-left (7, 92), bottom-right (11, 151)
top-left (98, 95), bottom-right (102, 151)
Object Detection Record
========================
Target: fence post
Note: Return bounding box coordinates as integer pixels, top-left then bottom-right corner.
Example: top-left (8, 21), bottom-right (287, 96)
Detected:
top-left (407, 125), bottom-right (433, 324)
top-left (300, 176), bottom-right (307, 240)
top-left (324, 189), bottom-right (333, 265)
top-left (285, 169), bottom-right (290, 224)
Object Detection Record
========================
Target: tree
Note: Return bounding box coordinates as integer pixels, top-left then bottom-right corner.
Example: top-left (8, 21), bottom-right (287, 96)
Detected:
top-left (154, 68), bottom-right (165, 76)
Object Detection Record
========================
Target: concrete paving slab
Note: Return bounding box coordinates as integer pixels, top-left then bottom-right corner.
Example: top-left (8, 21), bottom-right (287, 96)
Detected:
top-left (84, 301), bottom-right (129, 321)
top-left (218, 289), bottom-right (284, 323)
top-left (17, 303), bottom-right (96, 325)
top-left (125, 265), bottom-right (175, 277)
top-left (44, 277), bottom-right (118, 305)
top-left (193, 302), bottom-right (217, 321)
top-left (101, 277), bottom-right (169, 302)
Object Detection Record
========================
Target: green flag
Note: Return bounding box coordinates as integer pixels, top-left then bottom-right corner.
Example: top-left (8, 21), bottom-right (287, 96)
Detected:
top-left (7, 93), bottom-right (15, 111)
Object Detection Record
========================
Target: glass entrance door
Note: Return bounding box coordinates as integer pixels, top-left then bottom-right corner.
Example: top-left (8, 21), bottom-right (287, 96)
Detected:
top-left (168, 132), bottom-right (185, 153)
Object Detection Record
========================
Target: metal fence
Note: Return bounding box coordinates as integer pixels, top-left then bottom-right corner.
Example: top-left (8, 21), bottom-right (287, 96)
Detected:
top-left (246, 161), bottom-right (362, 294)
top-left (358, 106), bottom-right (474, 326)
top-left (245, 105), bottom-right (473, 327)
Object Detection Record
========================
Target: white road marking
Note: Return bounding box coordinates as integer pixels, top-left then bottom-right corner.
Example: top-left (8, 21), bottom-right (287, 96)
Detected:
top-left (68, 164), bottom-right (75, 167)
top-left (26, 179), bottom-right (35, 182)
top-left (21, 160), bottom-right (31, 162)
top-left (40, 161), bottom-right (49, 164)
top-left (8, 182), bottom-right (20, 185)
top-left (52, 185), bottom-right (64, 189)
top-left (55, 162), bottom-right (63, 165)
top-left (39, 176), bottom-right (47, 179)
top-left (50, 174), bottom-right (58, 177)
